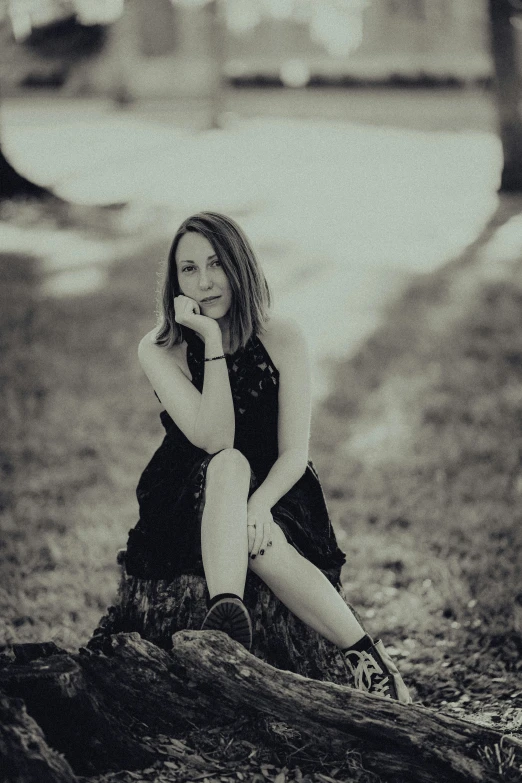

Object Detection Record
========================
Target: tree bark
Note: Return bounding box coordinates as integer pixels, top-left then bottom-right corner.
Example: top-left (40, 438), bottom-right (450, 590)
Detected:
top-left (87, 549), bottom-right (355, 684)
top-left (488, 0), bottom-right (522, 191)
top-left (1, 632), bottom-right (521, 783)
top-left (0, 694), bottom-right (77, 783)
top-left (171, 631), bottom-right (522, 783)
top-left (0, 145), bottom-right (55, 201)
top-left (0, 639), bottom-right (209, 776)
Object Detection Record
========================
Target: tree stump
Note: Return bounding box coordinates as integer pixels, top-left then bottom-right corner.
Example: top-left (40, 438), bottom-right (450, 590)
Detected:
top-left (87, 549), bottom-right (355, 684)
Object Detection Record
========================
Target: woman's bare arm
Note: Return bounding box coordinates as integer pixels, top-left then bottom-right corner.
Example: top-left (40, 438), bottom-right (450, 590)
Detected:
top-left (194, 327), bottom-right (235, 452)
top-left (248, 318), bottom-right (311, 509)
top-left (138, 325), bottom-right (235, 454)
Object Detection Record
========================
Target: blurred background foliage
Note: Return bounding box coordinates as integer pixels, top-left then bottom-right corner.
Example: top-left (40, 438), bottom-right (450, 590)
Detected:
top-left (1, 1), bottom-right (522, 190)
top-left (0, 0), bottom-right (493, 97)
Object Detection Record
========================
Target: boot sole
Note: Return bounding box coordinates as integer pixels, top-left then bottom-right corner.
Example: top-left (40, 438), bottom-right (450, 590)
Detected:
top-left (201, 598), bottom-right (252, 650)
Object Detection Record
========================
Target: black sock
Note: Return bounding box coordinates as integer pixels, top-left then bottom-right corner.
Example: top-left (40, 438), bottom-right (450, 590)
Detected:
top-left (342, 633), bottom-right (374, 654)
top-left (207, 592), bottom-right (244, 610)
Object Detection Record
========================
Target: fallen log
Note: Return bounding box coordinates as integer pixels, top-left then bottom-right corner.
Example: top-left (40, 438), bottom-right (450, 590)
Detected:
top-left (0, 650), bottom-right (156, 775)
top-left (0, 694), bottom-right (77, 783)
top-left (169, 630), bottom-right (522, 783)
top-left (2, 631), bottom-right (521, 783)
top-left (0, 634), bottom-right (238, 776)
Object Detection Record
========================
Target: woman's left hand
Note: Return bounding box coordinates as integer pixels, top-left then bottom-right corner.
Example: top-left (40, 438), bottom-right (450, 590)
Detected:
top-left (246, 496), bottom-right (273, 559)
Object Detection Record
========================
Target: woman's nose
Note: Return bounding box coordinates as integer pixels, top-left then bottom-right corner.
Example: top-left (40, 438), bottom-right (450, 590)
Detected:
top-left (199, 271), bottom-right (213, 289)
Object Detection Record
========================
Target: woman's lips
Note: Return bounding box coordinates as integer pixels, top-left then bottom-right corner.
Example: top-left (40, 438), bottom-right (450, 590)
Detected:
top-left (201, 296), bottom-right (221, 304)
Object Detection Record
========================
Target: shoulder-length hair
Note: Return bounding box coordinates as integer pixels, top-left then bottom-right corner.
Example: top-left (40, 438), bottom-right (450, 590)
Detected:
top-left (154, 211), bottom-right (272, 354)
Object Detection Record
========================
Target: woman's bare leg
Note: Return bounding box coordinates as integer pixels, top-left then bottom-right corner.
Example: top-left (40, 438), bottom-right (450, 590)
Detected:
top-left (200, 448), bottom-right (364, 647)
top-left (250, 523), bottom-right (365, 649)
top-left (200, 448), bottom-right (251, 600)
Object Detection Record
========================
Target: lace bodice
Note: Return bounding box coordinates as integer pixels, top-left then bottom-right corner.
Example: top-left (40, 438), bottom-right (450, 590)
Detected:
top-left (157, 327), bottom-right (280, 481)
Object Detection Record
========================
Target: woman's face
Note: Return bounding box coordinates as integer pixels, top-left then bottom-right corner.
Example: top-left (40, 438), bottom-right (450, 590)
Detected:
top-left (175, 232), bottom-right (233, 320)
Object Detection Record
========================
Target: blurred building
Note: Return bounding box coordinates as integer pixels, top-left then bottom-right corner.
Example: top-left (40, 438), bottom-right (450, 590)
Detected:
top-left (2, 0), bottom-right (491, 97)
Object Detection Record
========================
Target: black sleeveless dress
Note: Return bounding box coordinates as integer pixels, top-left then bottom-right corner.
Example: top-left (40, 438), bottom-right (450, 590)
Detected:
top-left (124, 327), bottom-right (346, 586)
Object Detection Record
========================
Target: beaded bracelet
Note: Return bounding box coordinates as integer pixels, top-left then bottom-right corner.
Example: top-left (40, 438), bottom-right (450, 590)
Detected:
top-left (204, 354), bottom-right (226, 362)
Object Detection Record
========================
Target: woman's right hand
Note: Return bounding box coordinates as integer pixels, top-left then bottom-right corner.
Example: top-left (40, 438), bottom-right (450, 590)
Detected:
top-left (174, 295), bottom-right (220, 341)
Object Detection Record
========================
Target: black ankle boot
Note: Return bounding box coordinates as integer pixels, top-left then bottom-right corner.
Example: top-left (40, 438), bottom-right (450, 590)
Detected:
top-left (201, 595), bottom-right (252, 651)
top-left (343, 639), bottom-right (412, 703)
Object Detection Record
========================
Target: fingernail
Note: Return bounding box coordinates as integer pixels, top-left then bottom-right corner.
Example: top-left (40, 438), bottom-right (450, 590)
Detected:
top-left (250, 554), bottom-right (256, 560)
top-left (260, 549), bottom-right (265, 556)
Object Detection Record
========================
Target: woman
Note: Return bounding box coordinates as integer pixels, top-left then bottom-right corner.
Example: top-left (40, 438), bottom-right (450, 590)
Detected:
top-left (125, 211), bottom-right (411, 704)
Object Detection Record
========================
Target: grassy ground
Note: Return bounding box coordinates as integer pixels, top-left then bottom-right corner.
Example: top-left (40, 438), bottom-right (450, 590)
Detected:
top-left (1, 198), bottom-right (522, 781)
top-left (313, 200), bottom-right (522, 727)
top-left (0, 204), bottom-right (167, 652)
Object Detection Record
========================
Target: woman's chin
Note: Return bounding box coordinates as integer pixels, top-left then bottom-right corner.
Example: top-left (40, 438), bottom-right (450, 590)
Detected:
top-left (206, 307), bottom-right (230, 320)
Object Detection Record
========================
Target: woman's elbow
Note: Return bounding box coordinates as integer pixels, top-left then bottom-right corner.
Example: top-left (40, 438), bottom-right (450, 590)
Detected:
top-left (204, 440), bottom-right (235, 455)
top-left (202, 430), bottom-right (235, 455)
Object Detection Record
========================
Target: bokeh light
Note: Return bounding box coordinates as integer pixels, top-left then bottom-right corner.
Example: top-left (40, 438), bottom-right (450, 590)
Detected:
top-left (280, 58), bottom-right (310, 87)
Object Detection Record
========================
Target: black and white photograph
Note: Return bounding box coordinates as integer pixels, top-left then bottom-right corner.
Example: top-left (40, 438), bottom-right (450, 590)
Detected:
top-left (1, 1), bottom-right (521, 781)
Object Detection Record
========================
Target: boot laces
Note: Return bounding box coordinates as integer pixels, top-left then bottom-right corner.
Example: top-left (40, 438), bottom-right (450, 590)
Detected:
top-left (344, 649), bottom-right (392, 698)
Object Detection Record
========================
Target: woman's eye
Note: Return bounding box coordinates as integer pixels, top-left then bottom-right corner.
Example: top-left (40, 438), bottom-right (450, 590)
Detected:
top-left (212, 260), bottom-right (221, 266)
top-left (182, 266), bottom-right (194, 273)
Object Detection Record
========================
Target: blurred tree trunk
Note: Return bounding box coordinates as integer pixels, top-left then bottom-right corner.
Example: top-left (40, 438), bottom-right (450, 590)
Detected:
top-left (207, 0), bottom-right (226, 128)
top-left (0, 77), bottom-right (52, 199)
top-left (0, 144), bottom-right (52, 200)
top-left (104, 0), bottom-right (141, 105)
top-left (488, 0), bottom-right (522, 191)
top-left (77, 0), bottom-right (141, 104)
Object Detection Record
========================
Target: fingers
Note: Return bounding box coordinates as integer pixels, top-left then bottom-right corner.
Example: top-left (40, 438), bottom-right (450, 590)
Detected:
top-left (257, 516), bottom-right (272, 558)
top-left (250, 520), bottom-right (264, 559)
top-left (248, 515), bottom-right (274, 560)
top-left (247, 523), bottom-right (256, 554)
top-left (189, 296), bottom-right (200, 315)
top-left (174, 295), bottom-right (200, 323)
top-left (264, 516), bottom-right (273, 552)
top-left (247, 508), bottom-right (264, 559)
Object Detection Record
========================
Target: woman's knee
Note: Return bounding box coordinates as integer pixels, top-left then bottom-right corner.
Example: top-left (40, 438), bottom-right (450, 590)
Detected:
top-left (206, 447), bottom-right (251, 486)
